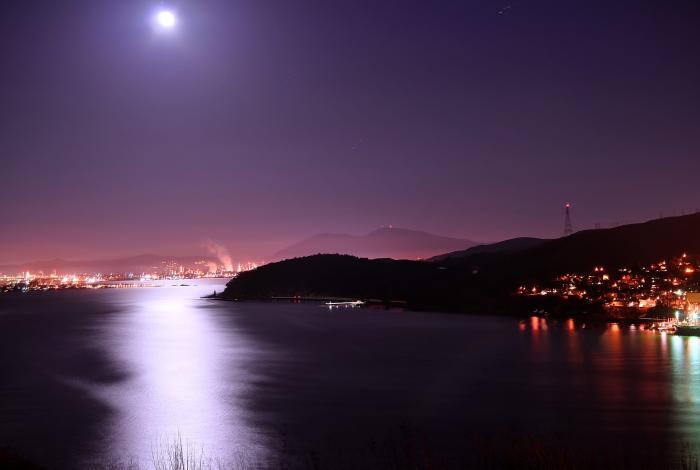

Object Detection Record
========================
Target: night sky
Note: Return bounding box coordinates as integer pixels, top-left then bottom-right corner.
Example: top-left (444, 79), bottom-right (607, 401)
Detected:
top-left (1, 0), bottom-right (699, 263)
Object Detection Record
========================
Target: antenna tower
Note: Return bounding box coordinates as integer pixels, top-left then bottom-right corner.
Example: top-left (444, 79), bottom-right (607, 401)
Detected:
top-left (564, 203), bottom-right (573, 236)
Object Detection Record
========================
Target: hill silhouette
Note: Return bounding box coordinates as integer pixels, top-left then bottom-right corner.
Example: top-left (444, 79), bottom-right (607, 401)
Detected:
top-left (223, 213), bottom-right (700, 313)
top-left (428, 237), bottom-right (546, 261)
top-left (270, 227), bottom-right (477, 261)
top-left (451, 213), bottom-right (700, 282)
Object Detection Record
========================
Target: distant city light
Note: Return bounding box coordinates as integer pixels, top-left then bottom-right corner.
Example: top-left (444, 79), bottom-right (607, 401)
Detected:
top-left (0, 258), bottom-right (264, 293)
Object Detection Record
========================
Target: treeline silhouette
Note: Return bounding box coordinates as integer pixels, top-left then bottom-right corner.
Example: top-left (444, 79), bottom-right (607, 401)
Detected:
top-left (222, 213), bottom-right (700, 315)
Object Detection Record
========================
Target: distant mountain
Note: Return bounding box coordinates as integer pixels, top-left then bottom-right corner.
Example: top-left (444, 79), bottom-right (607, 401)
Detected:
top-left (271, 227), bottom-right (478, 261)
top-left (0, 254), bottom-right (215, 275)
top-left (223, 213), bottom-right (700, 313)
top-left (428, 237), bottom-right (547, 261)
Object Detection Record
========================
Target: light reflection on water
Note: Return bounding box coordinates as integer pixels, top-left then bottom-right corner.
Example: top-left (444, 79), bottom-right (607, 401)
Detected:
top-left (670, 335), bottom-right (700, 447)
top-left (84, 280), bottom-right (267, 465)
top-left (11, 294), bottom-right (700, 467)
top-left (519, 317), bottom-right (700, 459)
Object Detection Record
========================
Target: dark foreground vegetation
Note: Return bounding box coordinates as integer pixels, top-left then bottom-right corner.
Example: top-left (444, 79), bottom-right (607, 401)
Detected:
top-left (4, 428), bottom-right (700, 470)
top-left (221, 213), bottom-right (700, 317)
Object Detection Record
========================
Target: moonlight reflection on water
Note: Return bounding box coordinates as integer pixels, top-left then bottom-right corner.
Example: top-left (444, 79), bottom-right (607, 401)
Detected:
top-left (5, 286), bottom-right (700, 468)
top-left (86, 282), bottom-right (266, 465)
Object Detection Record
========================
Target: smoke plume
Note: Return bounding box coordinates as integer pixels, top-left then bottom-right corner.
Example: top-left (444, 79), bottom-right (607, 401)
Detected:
top-left (204, 240), bottom-right (234, 272)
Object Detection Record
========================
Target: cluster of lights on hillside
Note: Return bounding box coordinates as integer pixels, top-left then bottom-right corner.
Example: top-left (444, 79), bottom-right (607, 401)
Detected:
top-left (517, 253), bottom-right (700, 314)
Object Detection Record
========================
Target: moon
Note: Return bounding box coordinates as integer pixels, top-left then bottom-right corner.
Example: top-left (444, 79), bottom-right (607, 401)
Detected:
top-left (155, 9), bottom-right (176, 29)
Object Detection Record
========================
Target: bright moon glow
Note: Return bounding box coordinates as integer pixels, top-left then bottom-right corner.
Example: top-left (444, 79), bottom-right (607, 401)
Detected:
top-left (156, 9), bottom-right (176, 28)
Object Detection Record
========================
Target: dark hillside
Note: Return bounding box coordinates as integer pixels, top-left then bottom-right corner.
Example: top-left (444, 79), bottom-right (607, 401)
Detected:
top-left (223, 214), bottom-right (700, 313)
top-left (429, 237), bottom-right (546, 261)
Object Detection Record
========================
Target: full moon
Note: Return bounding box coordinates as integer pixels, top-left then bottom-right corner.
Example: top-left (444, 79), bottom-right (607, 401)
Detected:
top-left (156, 9), bottom-right (176, 28)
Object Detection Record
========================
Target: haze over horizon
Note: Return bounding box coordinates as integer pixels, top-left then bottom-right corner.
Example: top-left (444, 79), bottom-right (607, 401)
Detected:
top-left (0, 225), bottom-right (475, 266)
top-left (2, 0), bottom-right (699, 264)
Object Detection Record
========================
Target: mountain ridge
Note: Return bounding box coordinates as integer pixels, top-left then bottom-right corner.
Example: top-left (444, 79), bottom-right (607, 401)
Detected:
top-left (223, 213), bottom-right (700, 313)
top-left (270, 227), bottom-right (478, 261)
top-left (428, 237), bottom-right (547, 261)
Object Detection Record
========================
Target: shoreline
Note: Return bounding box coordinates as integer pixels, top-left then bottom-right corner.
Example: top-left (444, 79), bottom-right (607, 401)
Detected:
top-left (206, 292), bottom-right (665, 324)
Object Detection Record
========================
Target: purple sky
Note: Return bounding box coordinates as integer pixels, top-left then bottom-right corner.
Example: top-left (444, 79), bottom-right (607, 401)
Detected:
top-left (1, 0), bottom-right (699, 263)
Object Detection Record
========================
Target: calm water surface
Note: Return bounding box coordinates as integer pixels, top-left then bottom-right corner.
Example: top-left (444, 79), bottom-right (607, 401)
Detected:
top-left (1, 280), bottom-right (700, 467)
